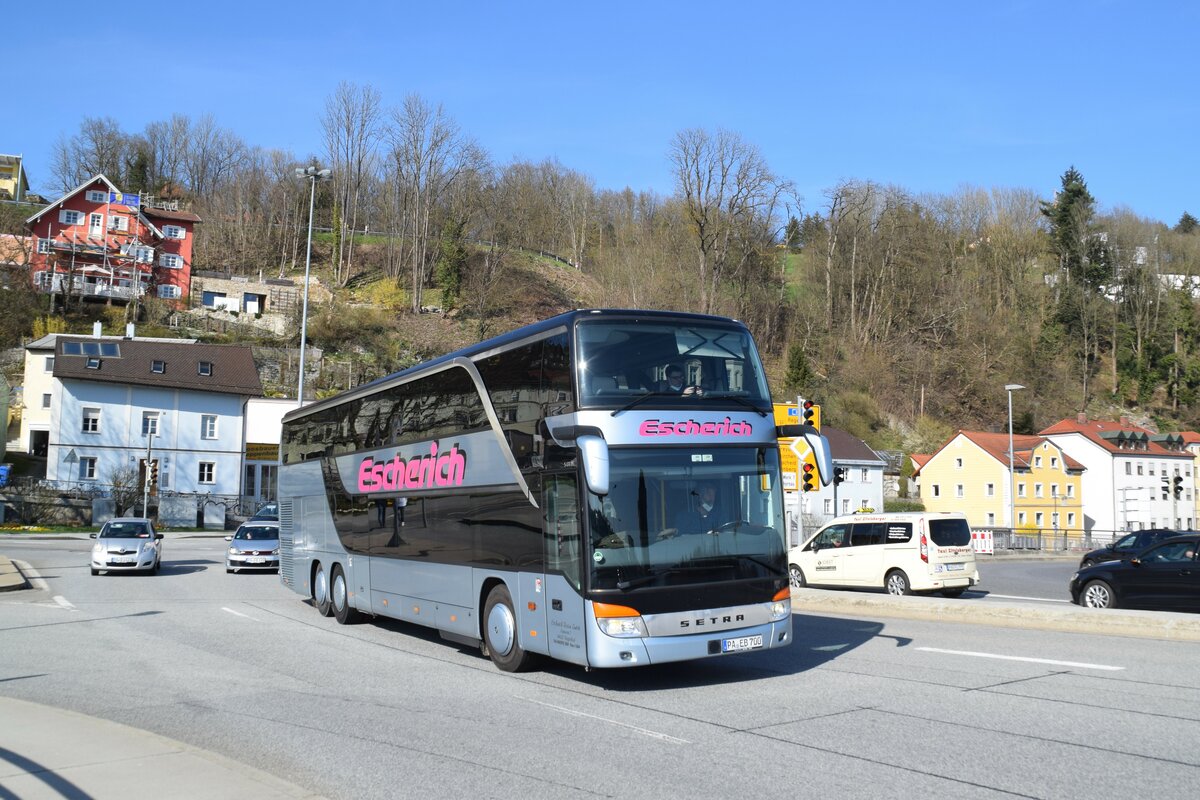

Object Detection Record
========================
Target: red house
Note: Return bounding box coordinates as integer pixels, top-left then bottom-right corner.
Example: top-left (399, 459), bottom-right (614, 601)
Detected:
top-left (25, 174), bottom-right (201, 308)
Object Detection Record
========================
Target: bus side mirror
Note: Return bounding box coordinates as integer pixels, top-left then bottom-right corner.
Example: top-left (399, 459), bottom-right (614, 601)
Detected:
top-left (577, 435), bottom-right (609, 496)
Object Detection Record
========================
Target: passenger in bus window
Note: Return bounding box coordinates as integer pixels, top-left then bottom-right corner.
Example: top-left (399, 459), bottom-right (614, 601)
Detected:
top-left (659, 363), bottom-right (701, 396)
top-left (674, 483), bottom-right (726, 534)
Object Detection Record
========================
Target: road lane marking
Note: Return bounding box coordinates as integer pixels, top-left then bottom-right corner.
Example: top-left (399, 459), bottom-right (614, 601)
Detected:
top-left (221, 607), bottom-right (257, 620)
top-left (916, 646), bottom-right (1123, 671)
top-left (523, 698), bottom-right (691, 744)
top-left (984, 593), bottom-right (1070, 603)
top-left (52, 595), bottom-right (75, 610)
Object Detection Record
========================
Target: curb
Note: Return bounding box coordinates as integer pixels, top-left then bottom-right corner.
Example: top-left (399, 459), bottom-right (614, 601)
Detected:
top-left (0, 555), bottom-right (29, 592)
top-left (790, 588), bottom-right (1200, 642)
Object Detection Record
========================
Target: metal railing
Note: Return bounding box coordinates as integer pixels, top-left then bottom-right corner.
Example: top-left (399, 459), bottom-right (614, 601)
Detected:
top-left (978, 528), bottom-right (1122, 553)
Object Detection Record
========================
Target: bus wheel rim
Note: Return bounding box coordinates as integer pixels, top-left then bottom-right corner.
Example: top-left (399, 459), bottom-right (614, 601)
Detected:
top-left (487, 602), bottom-right (515, 656)
top-left (315, 567), bottom-right (328, 605)
top-left (333, 573), bottom-right (346, 611)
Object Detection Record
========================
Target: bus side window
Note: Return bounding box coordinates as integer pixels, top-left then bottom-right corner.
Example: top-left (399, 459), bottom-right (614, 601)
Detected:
top-left (545, 475), bottom-right (581, 590)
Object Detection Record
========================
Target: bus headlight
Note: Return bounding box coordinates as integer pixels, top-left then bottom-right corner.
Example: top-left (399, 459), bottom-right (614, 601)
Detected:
top-left (593, 602), bottom-right (648, 638)
top-left (769, 588), bottom-right (791, 621)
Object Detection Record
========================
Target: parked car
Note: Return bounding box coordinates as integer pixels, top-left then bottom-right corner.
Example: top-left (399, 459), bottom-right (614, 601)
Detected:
top-left (250, 501), bottom-right (279, 522)
top-left (225, 521), bottom-right (280, 573)
top-left (1070, 534), bottom-right (1200, 611)
top-left (90, 518), bottom-right (163, 575)
top-left (1079, 528), bottom-right (1178, 568)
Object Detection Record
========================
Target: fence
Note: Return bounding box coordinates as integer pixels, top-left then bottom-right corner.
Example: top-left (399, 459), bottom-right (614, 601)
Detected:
top-left (973, 527), bottom-right (1121, 554)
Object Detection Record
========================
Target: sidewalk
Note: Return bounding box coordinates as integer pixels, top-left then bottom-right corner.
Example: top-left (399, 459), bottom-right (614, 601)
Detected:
top-left (0, 555), bottom-right (27, 591)
top-left (0, 696), bottom-right (324, 799)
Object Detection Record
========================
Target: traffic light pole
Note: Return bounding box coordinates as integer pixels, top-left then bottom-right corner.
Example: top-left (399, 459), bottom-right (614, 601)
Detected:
top-left (142, 432), bottom-right (154, 517)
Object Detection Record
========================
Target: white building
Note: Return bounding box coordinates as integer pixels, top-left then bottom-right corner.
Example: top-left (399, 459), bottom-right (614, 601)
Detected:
top-left (801, 426), bottom-right (887, 526)
top-left (1041, 415), bottom-right (1194, 534)
top-left (45, 334), bottom-right (261, 500)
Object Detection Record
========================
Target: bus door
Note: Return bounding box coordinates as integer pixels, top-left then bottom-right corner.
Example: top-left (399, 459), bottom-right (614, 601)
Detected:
top-left (543, 473), bottom-right (588, 665)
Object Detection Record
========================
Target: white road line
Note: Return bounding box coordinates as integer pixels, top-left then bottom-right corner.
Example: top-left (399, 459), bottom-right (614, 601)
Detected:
top-left (984, 593), bottom-right (1071, 603)
top-left (523, 698), bottom-right (691, 744)
top-left (221, 607), bottom-right (257, 620)
top-left (52, 595), bottom-right (75, 610)
top-left (917, 646), bottom-right (1124, 671)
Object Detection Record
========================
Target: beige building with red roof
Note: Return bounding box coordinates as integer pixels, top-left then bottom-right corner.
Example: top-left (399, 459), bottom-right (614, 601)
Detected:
top-left (1041, 415), bottom-right (1194, 536)
top-left (913, 431), bottom-right (1086, 537)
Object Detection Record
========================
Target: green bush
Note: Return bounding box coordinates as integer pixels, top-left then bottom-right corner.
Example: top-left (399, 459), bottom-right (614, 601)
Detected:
top-left (884, 498), bottom-right (926, 512)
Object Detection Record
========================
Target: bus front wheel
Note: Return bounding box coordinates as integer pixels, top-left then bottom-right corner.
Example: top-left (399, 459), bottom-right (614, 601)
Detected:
top-left (483, 584), bottom-right (533, 672)
top-left (313, 562), bottom-right (333, 617)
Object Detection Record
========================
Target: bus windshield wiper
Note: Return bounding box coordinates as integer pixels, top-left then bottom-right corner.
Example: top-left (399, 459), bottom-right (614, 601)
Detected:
top-left (610, 391), bottom-right (671, 416)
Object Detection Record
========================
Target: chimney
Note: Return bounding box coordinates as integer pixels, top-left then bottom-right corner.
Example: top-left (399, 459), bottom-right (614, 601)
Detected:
top-left (125, 323), bottom-right (135, 339)
top-left (92, 321), bottom-right (102, 338)
top-left (1076, 413), bottom-right (1087, 424)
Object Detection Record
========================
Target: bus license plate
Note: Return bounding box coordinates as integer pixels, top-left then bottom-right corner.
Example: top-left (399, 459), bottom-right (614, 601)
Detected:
top-left (721, 635), bottom-right (763, 653)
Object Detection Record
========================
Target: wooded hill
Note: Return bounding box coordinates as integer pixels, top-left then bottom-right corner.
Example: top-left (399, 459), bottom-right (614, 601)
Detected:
top-left (7, 87), bottom-right (1200, 454)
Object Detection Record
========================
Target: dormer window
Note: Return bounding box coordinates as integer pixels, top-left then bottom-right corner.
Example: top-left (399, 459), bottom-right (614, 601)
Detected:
top-left (198, 361), bottom-right (213, 376)
top-left (85, 190), bottom-right (108, 203)
top-left (86, 357), bottom-right (101, 369)
top-left (152, 360), bottom-right (166, 374)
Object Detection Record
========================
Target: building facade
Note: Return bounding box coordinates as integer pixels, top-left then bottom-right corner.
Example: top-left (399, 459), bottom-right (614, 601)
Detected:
top-left (24, 175), bottom-right (200, 307)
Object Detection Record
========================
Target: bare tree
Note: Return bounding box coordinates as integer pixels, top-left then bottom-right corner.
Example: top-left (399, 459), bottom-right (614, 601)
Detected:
top-left (50, 116), bottom-right (129, 190)
top-left (322, 82), bottom-right (383, 286)
top-left (668, 128), bottom-right (787, 314)
top-left (183, 115), bottom-right (247, 198)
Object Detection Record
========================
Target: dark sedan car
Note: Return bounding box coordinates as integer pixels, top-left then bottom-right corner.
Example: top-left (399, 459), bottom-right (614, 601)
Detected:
top-left (1070, 534), bottom-right (1200, 610)
top-left (1079, 528), bottom-right (1179, 568)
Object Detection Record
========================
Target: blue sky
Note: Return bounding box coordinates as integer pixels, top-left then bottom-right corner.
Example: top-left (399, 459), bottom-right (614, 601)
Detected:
top-left (10, 1), bottom-right (1197, 225)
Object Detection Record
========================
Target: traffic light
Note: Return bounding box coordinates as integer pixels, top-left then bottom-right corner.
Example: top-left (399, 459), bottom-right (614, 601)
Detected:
top-left (801, 453), bottom-right (817, 492)
top-left (833, 466), bottom-right (846, 486)
top-left (802, 399), bottom-right (821, 430)
top-left (1173, 475), bottom-right (1183, 499)
top-left (148, 460), bottom-right (159, 487)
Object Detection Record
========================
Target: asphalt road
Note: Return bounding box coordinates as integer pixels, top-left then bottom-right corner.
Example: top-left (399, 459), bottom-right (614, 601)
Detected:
top-left (2, 536), bottom-right (1198, 799)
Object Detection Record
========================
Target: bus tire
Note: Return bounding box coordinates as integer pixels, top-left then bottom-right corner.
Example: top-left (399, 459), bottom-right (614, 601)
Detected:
top-left (483, 584), bottom-right (533, 672)
top-left (885, 569), bottom-right (912, 596)
top-left (331, 563), bottom-right (360, 625)
top-left (788, 564), bottom-right (806, 589)
top-left (313, 562), bottom-right (333, 617)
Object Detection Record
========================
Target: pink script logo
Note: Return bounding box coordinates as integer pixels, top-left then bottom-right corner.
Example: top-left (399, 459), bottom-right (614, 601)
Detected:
top-left (358, 441), bottom-right (466, 492)
top-left (638, 417), bottom-right (753, 437)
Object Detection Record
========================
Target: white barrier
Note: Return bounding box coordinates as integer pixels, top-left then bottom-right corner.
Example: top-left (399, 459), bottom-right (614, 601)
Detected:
top-left (972, 528), bottom-right (995, 555)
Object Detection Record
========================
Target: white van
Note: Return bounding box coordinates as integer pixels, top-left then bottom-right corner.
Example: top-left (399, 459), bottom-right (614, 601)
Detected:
top-left (788, 512), bottom-right (979, 597)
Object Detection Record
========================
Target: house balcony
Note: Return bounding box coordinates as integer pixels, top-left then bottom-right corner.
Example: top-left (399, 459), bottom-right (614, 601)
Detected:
top-left (34, 270), bottom-right (145, 301)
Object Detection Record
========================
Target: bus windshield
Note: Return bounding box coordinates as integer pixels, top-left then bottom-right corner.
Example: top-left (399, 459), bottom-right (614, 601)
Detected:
top-left (586, 446), bottom-right (786, 592)
top-left (576, 318), bottom-right (771, 408)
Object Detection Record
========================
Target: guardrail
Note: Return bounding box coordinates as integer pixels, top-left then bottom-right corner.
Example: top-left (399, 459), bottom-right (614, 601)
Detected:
top-left (974, 527), bottom-right (1126, 553)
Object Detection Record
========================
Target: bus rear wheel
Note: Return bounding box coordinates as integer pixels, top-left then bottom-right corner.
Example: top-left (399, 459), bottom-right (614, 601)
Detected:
top-left (313, 562), bottom-right (333, 617)
top-left (483, 584), bottom-right (533, 672)
top-left (331, 564), bottom-right (360, 625)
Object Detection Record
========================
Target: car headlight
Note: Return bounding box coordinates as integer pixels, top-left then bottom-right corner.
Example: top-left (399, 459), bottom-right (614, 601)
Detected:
top-left (228, 547), bottom-right (239, 555)
top-left (271, 548), bottom-right (279, 555)
top-left (92, 543), bottom-right (105, 554)
top-left (1071, 572), bottom-right (1079, 582)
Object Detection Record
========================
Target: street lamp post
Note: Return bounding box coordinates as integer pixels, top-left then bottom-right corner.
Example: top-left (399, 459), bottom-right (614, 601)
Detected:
top-left (295, 166), bottom-right (332, 404)
top-left (1005, 384), bottom-right (1025, 535)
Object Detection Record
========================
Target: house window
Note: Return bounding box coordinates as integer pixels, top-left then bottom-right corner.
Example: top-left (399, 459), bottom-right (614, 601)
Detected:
top-left (108, 215), bottom-right (129, 232)
top-left (1017, 483), bottom-right (1026, 498)
top-left (932, 484), bottom-right (940, 498)
top-left (987, 513), bottom-right (995, 526)
top-left (860, 468), bottom-right (868, 481)
top-left (60, 210), bottom-right (83, 225)
top-left (1051, 484), bottom-right (1059, 498)
top-left (1051, 457), bottom-right (1058, 468)
top-left (134, 246), bottom-right (154, 263)
top-left (201, 414), bottom-right (217, 439)
top-left (986, 483), bottom-right (995, 497)
top-left (80, 457), bottom-right (97, 480)
top-left (841, 498), bottom-right (850, 515)
top-left (1034, 483), bottom-right (1044, 498)
top-left (1035, 512), bottom-right (1044, 527)
top-left (1137, 463), bottom-right (1144, 475)
top-left (956, 484), bottom-right (964, 498)
top-left (42, 393), bottom-right (51, 409)
top-left (1034, 456), bottom-right (1042, 467)
top-left (81, 407), bottom-right (100, 433)
top-left (198, 362), bottom-right (213, 376)
top-left (1068, 513), bottom-right (1076, 527)
top-left (142, 412), bottom-right (159, 436)
top-left (37, 239), bottom-right (52, 254)
top-left (823, 499), bottom-right (832, 514)
top-left (163, 225), bottom-right (186, 239)
top-left (152, 360), bottom-right (166, 374)
top-left (44, 357), bottom-right (54, 372)
top-left (159, 253), bottom-right (183, 269)
top-left (1149, 464), bottom-right (1156, 476)
top-left (1018, 512), bottom-right (1027, 525)
top-left (158, 285), bottom-right (181, 299)
top-left (1067, 485), bottom-right (1075, 498)
top-left (1125, 462), bottom-right (1132, 475)
top-left (85, 190), bottom-right (107, 203)
top-left (86, 357), bottom-right (101, 369)
top-left (955, 458), bottom-right (963, 469)
top-left (198, 462), bottom-right (215, 484)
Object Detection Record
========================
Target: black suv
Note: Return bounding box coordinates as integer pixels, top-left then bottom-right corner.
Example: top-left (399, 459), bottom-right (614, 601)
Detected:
top-left (1079, 528), bottom-right (1179, 568)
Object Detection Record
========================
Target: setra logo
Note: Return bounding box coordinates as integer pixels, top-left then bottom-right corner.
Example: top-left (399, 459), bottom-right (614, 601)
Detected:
top-left (638, 417), bottom-right (753, 437)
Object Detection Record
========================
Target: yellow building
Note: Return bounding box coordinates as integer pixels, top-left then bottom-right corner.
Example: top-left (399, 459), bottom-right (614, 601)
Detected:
top-left (914, 431), bottom-right (1085, 536)
top-left (0, 154), bottom-right (29, 201)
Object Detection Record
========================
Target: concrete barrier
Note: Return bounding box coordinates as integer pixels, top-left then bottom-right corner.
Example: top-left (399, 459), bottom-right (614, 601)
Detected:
top-left (791, 587), bottom-right (1200, 642)
top-left (0, 555), bottom-right (28, 591)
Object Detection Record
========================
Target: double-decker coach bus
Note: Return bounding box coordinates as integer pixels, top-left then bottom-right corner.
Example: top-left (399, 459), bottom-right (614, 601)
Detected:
top-left (278, 309), bottom-right (828, 671)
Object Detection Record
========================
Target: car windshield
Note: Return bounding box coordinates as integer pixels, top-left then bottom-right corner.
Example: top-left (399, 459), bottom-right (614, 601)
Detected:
top-left (575, 318), bottom-right (771, 409)
top-left (236, 525), bottom-right (278, 541)
top-left (252, 504), bottom-right (278, 519)
top-left (101, 522), bottom-right (150, 538)
top-left (586, 446), bottom-right (785, 592)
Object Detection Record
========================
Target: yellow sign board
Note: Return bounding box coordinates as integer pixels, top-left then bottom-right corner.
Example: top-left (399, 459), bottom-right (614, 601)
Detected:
top-left (246, 443), bottom-right (280, 461)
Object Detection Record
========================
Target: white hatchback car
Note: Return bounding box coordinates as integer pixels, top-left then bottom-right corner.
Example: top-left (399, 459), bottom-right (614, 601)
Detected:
top-left (225, 521), bottom-right (280, 573)
top-left (91, 517), bottom-right (163, 575)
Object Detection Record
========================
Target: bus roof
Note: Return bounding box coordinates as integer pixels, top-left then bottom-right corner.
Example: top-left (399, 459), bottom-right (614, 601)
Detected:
top-left (284, 308), bottom-right (747, 423)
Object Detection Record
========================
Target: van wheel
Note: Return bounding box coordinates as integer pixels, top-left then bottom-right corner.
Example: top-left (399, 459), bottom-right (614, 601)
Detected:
top-left (940, 588), bottom-right (965, 598)
top-left (885, 570), bottom-right (912, 596)
top-left (788, 564), bottom-right (806, 588)
top-left (483, 584), bottom-right (533, 672)
top-left (1082, 580), bottom-right (1116, 609)
top-left (313, 562), bottom-right (333, 617)
top-left (331, 564), bottom-right (360, 625)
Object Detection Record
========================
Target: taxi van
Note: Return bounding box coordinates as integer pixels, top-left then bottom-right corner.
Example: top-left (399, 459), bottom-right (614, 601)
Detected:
top-left (788, 511), bottom-right (979, 597)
